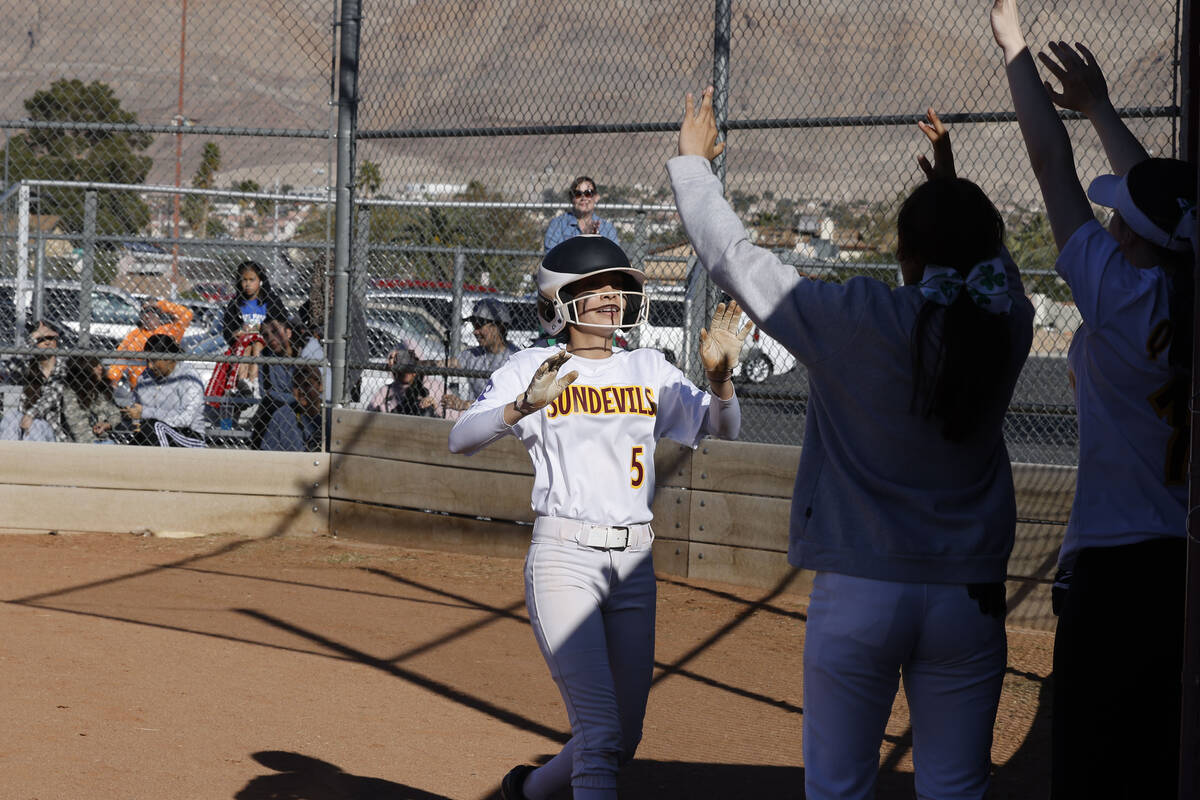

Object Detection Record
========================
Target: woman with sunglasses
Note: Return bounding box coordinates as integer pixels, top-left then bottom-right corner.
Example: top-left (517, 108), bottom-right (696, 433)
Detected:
top-left (543, 176), bottom-right (622, 253)
top-left (19, 319), bottom-right (70, 441)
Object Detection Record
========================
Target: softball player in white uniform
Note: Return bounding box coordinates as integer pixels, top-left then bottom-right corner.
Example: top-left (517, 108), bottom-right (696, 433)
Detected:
top-left (449, 235), bottom-right (749, 800)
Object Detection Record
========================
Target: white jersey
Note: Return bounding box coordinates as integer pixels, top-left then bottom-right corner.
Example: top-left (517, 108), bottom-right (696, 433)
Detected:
top-left (451, 345), bottom-right (713, 526)
top-left (1057, 220), bottom-right (1187, 569)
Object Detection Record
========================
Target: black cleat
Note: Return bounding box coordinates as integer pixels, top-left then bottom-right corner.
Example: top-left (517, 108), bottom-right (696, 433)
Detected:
top-left (499, 764), bottom-right (535, 800)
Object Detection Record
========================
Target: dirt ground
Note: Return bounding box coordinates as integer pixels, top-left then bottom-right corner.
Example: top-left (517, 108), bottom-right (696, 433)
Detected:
top-left (0, 532), bottom-right (1053, 800)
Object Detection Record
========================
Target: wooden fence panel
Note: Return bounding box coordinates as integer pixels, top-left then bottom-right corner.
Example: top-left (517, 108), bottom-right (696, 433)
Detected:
top-left (0, 485), bottom-right (328, 538)
top-left (691, 439), bottom-right (800, 498)
top-left (0, 441), bottom-right (327, 497)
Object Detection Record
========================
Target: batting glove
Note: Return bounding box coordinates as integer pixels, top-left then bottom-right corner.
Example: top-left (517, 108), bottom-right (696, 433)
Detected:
top-left (516, 350), bottom-right (579, 415)
top-left (699, 300), bottom-right (752, 382)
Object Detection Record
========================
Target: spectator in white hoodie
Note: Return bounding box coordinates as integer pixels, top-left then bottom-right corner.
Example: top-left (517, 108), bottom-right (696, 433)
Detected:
top-left (124, 333), bottom-right (206, 448)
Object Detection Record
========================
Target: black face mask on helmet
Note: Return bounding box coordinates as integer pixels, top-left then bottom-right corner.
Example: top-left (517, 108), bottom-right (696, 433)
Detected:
top-left (536, 235), bottom-right (648, 336)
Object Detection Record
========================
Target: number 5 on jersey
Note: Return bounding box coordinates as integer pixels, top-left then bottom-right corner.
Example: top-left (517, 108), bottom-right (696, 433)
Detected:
top-left (630, 446), bottom-right (646, 488)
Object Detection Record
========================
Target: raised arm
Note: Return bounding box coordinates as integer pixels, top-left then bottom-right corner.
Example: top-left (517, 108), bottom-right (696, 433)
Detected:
top-left (991, 0), bottom-right (1093, 250)
top-left (916, 108), bottom-right (956, 181)
top-left (1038, 40), bottom-right (1149, 175)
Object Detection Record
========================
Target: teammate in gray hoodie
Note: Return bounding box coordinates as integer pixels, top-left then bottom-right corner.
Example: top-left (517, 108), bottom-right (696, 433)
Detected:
top-left (670, 90), bottom-right (1033, 800)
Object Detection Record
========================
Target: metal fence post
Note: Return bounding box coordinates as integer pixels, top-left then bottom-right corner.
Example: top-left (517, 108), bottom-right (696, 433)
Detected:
top-left (450, 250), bottom-right (465, 360)
top-left (1180, 0), bottom-right (1200, 792)
top-left (32, 231), bottom-right (45, 321)
top-left (15, 183), bottom-right (29, 335)
top-left (696, 0), bottom-right (733, 372)
top-left (347, 204), bottom-right (370, 400)
top-left (329, 0), bottom-right (361, 407)
top-left (631, 209), bottom-right (648, 276)
top-left (711, 0), bottom-right (731, 189)
top-left (79, 192), bottom-right (97, 346)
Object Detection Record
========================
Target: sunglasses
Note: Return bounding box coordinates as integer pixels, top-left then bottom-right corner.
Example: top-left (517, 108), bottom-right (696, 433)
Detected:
top-left (34, 335), bottom-right (59, 344)
top-left (572, 188), bottom-right (596, 198)
top-left (469, 317), bottom-right (493, 329)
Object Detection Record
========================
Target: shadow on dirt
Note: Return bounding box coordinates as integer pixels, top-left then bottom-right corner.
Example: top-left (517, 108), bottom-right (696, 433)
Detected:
top-left (486, 759), bottom-right (913, 800)
top-left (235, 750), bottom-right (452, 800)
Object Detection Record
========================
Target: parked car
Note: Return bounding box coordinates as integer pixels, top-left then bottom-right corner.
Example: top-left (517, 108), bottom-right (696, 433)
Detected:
top-left (366, 286), bottom-right (540, 351)
top-left (628, 281), bottom-right (795, 383)
top-left (0, 279), bottom-right (206, 352)
top-left (737, 325), bottom-right (797, 384)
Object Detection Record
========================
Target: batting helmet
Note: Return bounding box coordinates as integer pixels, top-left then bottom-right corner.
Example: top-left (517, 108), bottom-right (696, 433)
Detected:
top-left (536, 235), bottom-right (648, 336)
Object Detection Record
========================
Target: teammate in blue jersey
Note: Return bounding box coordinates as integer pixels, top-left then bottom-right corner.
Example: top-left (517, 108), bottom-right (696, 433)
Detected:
top-left (993, 1), bottom-right (1196, 795)
top-left (672, 90), bottom-right (1033, 799)
top-left (449, 235), bottom-right (750, 800)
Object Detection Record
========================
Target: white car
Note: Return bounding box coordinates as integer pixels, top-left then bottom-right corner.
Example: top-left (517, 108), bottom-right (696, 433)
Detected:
top-left (630, 282), bottom-right (796, 383)
top-left (737, 325), bottom-right (797, 384)
top-left (366, 286), bottom-right (540, 350)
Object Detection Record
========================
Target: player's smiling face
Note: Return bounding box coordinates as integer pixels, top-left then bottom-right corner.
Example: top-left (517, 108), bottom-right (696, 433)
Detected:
top-left (570, 273), bottom-right (626, 330)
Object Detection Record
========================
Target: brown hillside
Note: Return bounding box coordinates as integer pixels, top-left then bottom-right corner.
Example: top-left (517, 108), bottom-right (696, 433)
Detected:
top-left (0, 0), bottom-right (1179, 207)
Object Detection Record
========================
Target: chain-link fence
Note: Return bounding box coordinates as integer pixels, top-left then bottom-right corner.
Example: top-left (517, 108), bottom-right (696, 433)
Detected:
top-left (0, 0), bottom-right (1182, 461)
top-left (0, 0), bottom-right (336, 451)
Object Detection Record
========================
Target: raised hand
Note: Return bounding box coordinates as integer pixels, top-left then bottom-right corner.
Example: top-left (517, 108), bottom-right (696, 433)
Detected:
top-left (517, 350), bottom-right (579, 415)
top-left (990, 0), bottom-right (1027, 62)
top-left (679, 86), bottom-right (726, 161)
top-left (1039, 41), bottom-right (1110, 116)
top-left (916, 108), bottom-right (955, 180)
top-left (699, 301), bottom-right (752, 376)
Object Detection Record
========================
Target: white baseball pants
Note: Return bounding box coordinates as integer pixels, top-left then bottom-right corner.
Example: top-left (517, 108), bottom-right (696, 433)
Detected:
top-left (802, 572), bottom-right (1006, 800)
top-left (520, 516), bottom-right (657, 800)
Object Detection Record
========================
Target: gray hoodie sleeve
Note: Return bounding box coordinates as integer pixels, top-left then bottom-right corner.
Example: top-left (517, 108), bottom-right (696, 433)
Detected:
top-left (668, 155), bottom-right (869, 366)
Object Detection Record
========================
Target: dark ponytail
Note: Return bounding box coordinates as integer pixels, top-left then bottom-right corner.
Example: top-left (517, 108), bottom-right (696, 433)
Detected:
top-left (900, 178), bottom-right (1011, 443)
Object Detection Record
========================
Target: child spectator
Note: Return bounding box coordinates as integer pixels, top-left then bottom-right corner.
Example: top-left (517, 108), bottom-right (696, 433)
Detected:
top-left (123, 334), bottom-right (206, 447)
top-left (62, 356), bottom-right (122, 443)
top-left (212, 260), bottom-right (286, 396)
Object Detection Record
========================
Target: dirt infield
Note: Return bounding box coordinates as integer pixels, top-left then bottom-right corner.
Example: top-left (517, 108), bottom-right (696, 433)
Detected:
top-left (0, 532), bottom-right (1052, 799)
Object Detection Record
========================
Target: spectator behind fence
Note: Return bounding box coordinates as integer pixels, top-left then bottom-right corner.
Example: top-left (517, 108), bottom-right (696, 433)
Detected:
top-left (252, 316), bottom-right (320, 451)
top-left (543, 175), bottom-right (621, 253)
top-left (123, 333), bottom-right (206, 448)
top-left (992, 1), bottom-right (1195, 794)
top-left (107, 298), bottom-right (193, 387)
top-left (365, 347), bottom-right (438, 417)
top-left (63, 356), bottom-right (122, 444)
top-left (18, 319), bottom-right (69, 441)
top-left (0, 319), bottom-right (64, 441)
top-left (442, 298), bottom-right (519, 412)
top-left (671, 91), bottom-right (1033, 799)
top-left (212, 260), bottom-right (286, 395)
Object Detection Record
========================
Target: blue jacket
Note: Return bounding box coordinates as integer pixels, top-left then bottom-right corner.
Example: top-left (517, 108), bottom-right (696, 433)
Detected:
top-left (544, 212), bottom-right (621, 253)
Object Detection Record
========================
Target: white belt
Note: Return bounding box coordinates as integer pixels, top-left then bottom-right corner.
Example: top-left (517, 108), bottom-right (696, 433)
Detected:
top-left (533, 516), bottom-right (654, 550)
